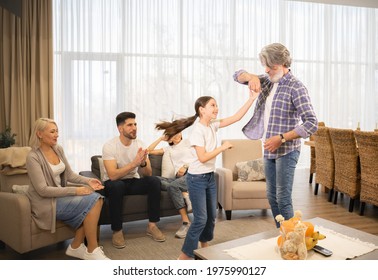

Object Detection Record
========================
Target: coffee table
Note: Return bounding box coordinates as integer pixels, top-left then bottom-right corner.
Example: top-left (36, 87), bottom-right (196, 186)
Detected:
top-left (194, 217), bottom-right (378, 260)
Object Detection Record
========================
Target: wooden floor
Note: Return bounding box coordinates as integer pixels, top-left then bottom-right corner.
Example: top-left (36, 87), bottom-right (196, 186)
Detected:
top-left (1, 168), bottom-right (377, 259)
top-left (224, 168), bottom-right (378, 235)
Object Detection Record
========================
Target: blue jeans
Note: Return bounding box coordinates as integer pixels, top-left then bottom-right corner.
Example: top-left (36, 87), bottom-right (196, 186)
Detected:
top-left (264, 150), bottom-right (300, 228)
top-left (181, 172), bottom-right (217, 258)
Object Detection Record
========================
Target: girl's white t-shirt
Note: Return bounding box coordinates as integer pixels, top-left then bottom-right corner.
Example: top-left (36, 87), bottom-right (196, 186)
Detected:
top-left (162, 139), bottom-right (192, 175)
top-left (188, 120), bottom-right (220, 174)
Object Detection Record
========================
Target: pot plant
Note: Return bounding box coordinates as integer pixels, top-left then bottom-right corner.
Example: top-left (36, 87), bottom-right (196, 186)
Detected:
top-left (0, 126), bottom-right (17, 148)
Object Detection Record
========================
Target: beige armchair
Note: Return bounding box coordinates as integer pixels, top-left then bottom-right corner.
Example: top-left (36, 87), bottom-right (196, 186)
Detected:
top-left (216, 139), bottom-right (270, 220)
top-left (0, 190), bottom-right (75, 254)
top-left (0, 147), bottom-right (75, 254)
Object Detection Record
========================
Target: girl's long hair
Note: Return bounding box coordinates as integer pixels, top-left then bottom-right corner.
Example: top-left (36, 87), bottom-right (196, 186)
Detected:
top-left (155, 96), bottom-right (214, 139)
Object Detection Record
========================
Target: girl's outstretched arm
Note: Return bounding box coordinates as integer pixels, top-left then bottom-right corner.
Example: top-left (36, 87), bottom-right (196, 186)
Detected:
top-left (147, 135), bottom-right (167, 155)
top-left (194, 141), bottom-right (233, 163)
top-left (219, 90), bottom-right (259, 128)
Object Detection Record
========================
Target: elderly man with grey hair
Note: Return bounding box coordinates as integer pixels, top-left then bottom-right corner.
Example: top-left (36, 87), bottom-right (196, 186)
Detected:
top-left (233, 43), bottom-right (318, 227)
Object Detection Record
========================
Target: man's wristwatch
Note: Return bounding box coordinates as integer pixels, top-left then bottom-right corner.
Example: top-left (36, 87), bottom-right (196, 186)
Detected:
top-left (140, 162), bottom-right (147, 168)
top-left (279, 134), bottom-right (286, 143)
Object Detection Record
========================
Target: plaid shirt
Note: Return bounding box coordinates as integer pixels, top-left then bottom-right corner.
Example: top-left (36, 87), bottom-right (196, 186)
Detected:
top-left (234, 69), bottom-right (318, 159)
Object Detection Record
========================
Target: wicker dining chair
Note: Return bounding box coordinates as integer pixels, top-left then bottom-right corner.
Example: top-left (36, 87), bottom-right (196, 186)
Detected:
top-left (309, 122), bottom-right (325, 184)
top-left (313, 126), bottom-right (335, 201)
top-left (354, 130), bottom-right (378, 216)
top-left (328, 128), bottom-right (360, 212)
top-left (309, 134), bottom-right (316, 184)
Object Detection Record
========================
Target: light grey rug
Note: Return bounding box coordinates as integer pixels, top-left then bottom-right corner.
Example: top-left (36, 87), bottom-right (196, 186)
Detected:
top-left (100, 215), bottom-right (275, 260)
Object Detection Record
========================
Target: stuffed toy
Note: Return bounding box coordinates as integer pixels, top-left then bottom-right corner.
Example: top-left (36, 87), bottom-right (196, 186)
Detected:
top-left (276, 210), bottom-right (326, 260)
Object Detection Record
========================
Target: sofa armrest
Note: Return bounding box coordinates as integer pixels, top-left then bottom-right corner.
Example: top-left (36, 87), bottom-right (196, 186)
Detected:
top-left (79, 171), bottom-right (100, 180)
top-left (0, 192), bottom-right (32, 251)
top-left (216, 167), bottom-right (234, 209)
top-left (0, 173), bottom-right (30, 193)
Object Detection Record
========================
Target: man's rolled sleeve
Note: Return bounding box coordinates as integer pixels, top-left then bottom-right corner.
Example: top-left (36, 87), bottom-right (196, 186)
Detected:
top-left (233, 69), bottom-right (247, 84)
top-left (294, 126), bottom-right (309, 139)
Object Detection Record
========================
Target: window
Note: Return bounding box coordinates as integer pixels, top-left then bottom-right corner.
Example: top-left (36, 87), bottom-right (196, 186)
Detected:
top-left (53, 0), bottom-right (378, 171)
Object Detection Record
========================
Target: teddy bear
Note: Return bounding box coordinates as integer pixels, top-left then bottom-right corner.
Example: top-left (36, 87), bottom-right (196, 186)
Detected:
top-left (276, 210), bottom-right (326, 260)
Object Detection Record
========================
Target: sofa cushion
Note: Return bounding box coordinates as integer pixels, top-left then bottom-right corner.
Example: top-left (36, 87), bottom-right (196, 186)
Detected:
top-left (161, 152), bottom-right (175, 178)
top-left (232, 181), bottom-right (267, 198)
top-left (235, 158), bottom-right (265, 181)
top-left (149, 154), bottom-right (162, 176)
top-left (97, 158), bottom-right (106, 181)
top-left (91, 155), bottom-right (102, 179)
top-left (11, 184), bottom-right (29, 194)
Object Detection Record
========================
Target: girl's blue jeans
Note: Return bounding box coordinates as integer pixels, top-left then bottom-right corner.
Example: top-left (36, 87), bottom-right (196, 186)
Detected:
top-left (181, 172), bottom-right (217, 258)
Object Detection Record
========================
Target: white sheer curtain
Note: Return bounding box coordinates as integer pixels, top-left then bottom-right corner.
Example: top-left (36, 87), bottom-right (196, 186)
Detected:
top-left (53, 0), bottom-right (378, 171)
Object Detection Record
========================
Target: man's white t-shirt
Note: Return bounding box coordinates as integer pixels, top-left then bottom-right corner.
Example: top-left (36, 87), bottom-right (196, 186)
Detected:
top-left (262, 82), bottom-right (278, 142)
top-left (102, 136), bottom-right (146, 181)
top-left (162, 138), bottom-right (192, 175)
top-left (188, 120), bottom-right (220, 174)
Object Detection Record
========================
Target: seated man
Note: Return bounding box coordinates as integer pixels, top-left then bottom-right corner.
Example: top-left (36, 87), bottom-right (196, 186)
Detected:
top-left (102, 112), bottom-right (165, 249)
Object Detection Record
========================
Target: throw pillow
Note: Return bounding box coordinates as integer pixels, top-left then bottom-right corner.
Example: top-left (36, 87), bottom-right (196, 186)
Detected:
top-left (236, 158), bottom-right (265, 181)
top-left (98, 157), bottom-right (106, 182)
top-left (161, 151), bottom-right (175, 178)
top-left (12, 184), bottom-right (29, 195)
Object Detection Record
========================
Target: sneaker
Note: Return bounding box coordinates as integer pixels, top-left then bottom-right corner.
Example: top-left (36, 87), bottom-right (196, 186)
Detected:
top-left (84, 246), bottom-right (110, 260)
top-left (112, 230), bottom-right (126, 249)
top-left (175, 222), bottom-right (191, 239)
top-left (65, 243), bottom-right (87, 259)
top-left (184, 195), bottom-right (192, 213)
top-left (146, 226), bottom-right (166, 242)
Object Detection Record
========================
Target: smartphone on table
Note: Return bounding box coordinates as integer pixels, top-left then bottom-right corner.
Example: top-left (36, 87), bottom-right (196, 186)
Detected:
top-left (313, 245), bottom-right (333, 257)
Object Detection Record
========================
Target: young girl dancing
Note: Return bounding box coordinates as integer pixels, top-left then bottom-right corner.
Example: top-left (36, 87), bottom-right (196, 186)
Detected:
top-left (161, 91), bottom-right (257, 260)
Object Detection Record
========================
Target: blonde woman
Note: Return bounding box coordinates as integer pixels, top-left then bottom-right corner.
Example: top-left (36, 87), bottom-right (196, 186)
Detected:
top-left (26, 118), bottom-right (109, 260)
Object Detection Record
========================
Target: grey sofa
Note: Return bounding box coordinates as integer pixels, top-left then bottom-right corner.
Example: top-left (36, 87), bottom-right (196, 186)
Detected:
top-left (79, 154), bottom-right (178, 225)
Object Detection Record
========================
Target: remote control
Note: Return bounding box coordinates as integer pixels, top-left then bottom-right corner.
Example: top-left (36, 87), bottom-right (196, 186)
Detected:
top-left (313, 245), bottom-right (333, 257)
